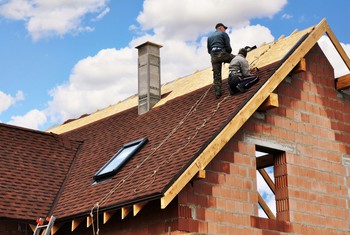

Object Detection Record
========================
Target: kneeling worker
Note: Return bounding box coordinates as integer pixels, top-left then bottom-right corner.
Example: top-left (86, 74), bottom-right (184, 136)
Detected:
top-left (228, 48), bottom-right (259, 95)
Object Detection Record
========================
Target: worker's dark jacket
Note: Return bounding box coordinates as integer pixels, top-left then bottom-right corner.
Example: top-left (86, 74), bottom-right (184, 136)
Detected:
top-left (207, 30), bottom-right (232, 54)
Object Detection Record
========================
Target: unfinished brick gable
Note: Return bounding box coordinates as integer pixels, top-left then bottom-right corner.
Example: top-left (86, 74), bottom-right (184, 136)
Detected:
top-left (244, 43), bottom-right (349, 234)
top-left (152, 43), bottom-right (350, 235)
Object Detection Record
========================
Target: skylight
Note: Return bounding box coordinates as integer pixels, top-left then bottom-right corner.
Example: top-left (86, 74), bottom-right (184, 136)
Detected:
top-left (93, 137), bottom-right (148, 182)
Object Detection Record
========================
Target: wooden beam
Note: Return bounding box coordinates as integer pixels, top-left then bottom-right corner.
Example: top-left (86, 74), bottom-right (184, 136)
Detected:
top-left (103, 210), bottom-right (117, 224)
top-left (121, 206), bottom-right (132, 219)
top-left (258, 193), bottom-right (276, 219)
top-left (133, 201), bottom-right (148, 216)
top-left (161, 18), bottom-right (329, 209)
top-left (291, 57), bottom-right (306, 74)
top-left (335, 73), bottom-right (350, 90)
top-left (324, 22), bottom-right (350, 71)
top-left (72, 218), bottom-right (83, 231)
top-left (195, 169), bottom-right (206, 179)
top-left (29, 224), bottom-right (36, 232)
top-left (87, 216), bottom-right (93, 228)
top-left (258, 168), bottom-right (275, 193)
top-left (256, 154), bottom-right (274, 169)
top-left (52, 223), bottom-right (63, 235)
top-left (258, 93), bottom-right (279, 111)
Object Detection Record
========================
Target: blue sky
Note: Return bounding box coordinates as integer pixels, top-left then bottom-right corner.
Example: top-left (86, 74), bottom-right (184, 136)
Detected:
top-left (0, 0), bottom-right (349, 130)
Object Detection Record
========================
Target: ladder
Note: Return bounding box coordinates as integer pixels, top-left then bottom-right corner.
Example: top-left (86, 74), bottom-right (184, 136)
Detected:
top-left (33, 216), bottom-right (55, 235)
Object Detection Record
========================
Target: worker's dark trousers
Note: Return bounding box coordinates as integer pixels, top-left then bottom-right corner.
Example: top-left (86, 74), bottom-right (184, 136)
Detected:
top-left (211, 51), bottom-right (234, 96)
top-left (228, 74), bottom-right (259, 95)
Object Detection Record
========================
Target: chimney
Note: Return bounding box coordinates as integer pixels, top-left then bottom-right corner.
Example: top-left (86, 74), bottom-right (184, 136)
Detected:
top-left (135, 41), bottom-right (163, 115)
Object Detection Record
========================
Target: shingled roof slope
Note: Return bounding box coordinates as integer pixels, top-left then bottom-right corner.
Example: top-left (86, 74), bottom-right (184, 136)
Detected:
top-left (51, 61), bottom-right (279, 219)
top-left (0, 124), bottom-right (81, 220)
top-left (47, 24), bottom-right (316, 135)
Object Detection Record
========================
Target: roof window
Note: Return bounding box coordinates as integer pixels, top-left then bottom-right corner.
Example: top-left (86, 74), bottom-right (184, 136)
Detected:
top-left (93, 137), bottom-right (148, 182)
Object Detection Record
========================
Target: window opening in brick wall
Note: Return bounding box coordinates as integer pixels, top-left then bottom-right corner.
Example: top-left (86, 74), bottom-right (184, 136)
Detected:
top-left (255, 146), bottom-right (289, 221)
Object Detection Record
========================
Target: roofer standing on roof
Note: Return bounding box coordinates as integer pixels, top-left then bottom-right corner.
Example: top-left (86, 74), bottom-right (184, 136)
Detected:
top-left (207, 23), bottom-right (235, 98)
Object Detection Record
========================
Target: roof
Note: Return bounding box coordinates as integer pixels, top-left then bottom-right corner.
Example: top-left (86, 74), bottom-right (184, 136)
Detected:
top-left (0, 123), bottom-right (81, 220)
top-left (2, 18), bottom-right (350, 223)
top-left (51, 18), bottom-right (350, 219)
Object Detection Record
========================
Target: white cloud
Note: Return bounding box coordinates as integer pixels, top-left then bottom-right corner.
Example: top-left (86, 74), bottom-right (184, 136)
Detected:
top-left (7, 109), bottom-right (47, 129)
top-left (318, 35), bottom-right (350, 77)
top-left (136, 0), bottom-right (287, 41)
top-left (47, 47), bottom-right (138, 122)
top-left (44, 1), bottom-right (279, 124)
top-left (0, 0), bottom-right (109, 40)
top-left (0, 90), bottom-right (24, 114)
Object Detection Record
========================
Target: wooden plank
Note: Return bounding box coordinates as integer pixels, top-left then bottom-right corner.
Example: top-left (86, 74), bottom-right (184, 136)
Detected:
top-left (86, 216), bottom-right (93, 228)
top-left (335, 73), bottom-right (350, 90)
top-left (324, 22), bottom-right (350, 71)
top-left (292, 57), bottom-right (306, 73)
top-left (52, 223), bottom-right (63, 235)
top-left (258, 93), bottom-right (279, 111)
top-left (161, 18), bottom-right (328, 209)
top-left (133, 201), bottom-right (148, 216)
top-left (195, 169), bottom-right (206, 179)
top-left (29, 224), bottom-right (36, 232)
top-left (258, 193), bottom-right (276, 219)
top-left (72, 218), bottom-right (83, 231)
top-left (103, 210), bottom-right (117, 224)
top-left (121, 206), bottom-right (132, 219)
top-left (258, 168), bottom-right (275, 193)
top-left (256, 154), bottom-right (274, 169)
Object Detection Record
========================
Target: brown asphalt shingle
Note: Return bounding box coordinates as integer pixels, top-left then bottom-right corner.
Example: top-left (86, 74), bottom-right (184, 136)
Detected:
top-left (52, 61), bottom-right (279, 219)
top-left (0, 124), bottom-right (81, 220)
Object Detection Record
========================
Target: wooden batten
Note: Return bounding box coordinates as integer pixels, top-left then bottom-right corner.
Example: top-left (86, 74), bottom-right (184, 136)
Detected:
top-left (121, 206), bottom-right (132, 219)
top-left (258, 194), bottom-right (276, 219)
top-left (133, 201), bottom-right (148, 216)
top-left (335, 73), bottom-right (350, 90)
top-left (72, 218), bottom-right (83, 231)
top-left (103, 210), bottom-right (117, 224)
top-left (258, 93), bottom-right (279, 111)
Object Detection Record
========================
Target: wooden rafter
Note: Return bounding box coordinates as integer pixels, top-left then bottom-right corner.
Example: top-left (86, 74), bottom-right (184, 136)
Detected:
top-left (121, 206), bottom-right (132, 219)
top-left (52, 223), bottom-right (63, 235)
top-left (324, 22), bottom-right (350, 71)
top-left (335, 73), bottom-right (350, 90)
top-left (291, 57), bottom-right (306, 74)
top-left (86, 216), bottom-right (93, 228)
top-left (72, 218), bottom-right (83, 231)
top-left (258, 168), bottom-right (275, 193)
top-left (161, 18), bottom-right (331, 210)
top-left (258, 93), bottom-right (279, 111)
top-left (133, 201), bottom-right (148, 216)
top-left (103, 210), bottom-right (117, 224)
top-left (258, 193), bottom-right (276, 219)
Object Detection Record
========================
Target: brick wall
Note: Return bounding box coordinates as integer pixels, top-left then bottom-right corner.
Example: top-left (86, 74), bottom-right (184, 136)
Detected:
top-left (174, 43), bottom-right (350, 234)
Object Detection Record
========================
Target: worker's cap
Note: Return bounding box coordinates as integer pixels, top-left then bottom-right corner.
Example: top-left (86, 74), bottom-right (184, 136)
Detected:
top-left (238, 48), bottom-right (248, 57)
top-left (215, 23), bottom-right (228, 29)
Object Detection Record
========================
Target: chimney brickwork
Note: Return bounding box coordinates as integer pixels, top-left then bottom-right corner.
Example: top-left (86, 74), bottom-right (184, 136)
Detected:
top-left (135, 41), bottom-right (162, 115)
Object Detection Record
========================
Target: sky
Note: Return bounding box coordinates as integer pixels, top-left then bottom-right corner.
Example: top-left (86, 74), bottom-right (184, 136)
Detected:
top-left (0, 0), bottom-right (349, 131)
